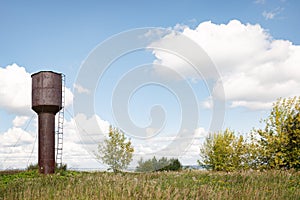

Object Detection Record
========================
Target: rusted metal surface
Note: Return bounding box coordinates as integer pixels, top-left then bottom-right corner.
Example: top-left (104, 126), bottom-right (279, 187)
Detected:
top-left (32, 71), bottom-right (62, 113)
top-left (31, 71), bottom-right (62, 174)
top-left (38, 112), bottom-right (55, 174)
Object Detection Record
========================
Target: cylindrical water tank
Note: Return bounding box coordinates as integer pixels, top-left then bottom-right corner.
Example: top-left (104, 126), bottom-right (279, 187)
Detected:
top-left (31, 71), bottom-right (62, 174)
top-left (32, 71), bottom-right (62, 113)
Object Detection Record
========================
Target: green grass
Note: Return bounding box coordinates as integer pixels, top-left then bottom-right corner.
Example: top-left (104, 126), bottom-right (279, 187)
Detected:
top-left (1, 169), bottom-right (299, 199)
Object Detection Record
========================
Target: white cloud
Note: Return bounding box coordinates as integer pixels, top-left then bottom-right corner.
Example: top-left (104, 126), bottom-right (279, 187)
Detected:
top-left (12, 116), bottom-right (29, 127)
top-left (0, 64), bottom-right (32, 115)
top-left (131, 126), bottom-right (208, 166)
top-left (64, 87), bottom-right (74, 108)
top-left (1, 114), bottom-right (208, 169)
top-left (230, 101), bottom-right (273, 110)
top-left (59, 116), bottom-right (105, 169)
top-left (177, 127), bottom-right (208, 165)
top-left (71, 113), bottom-right (110, 139)
top-left (0, 127), bottom-right (34, 147)
top-left (201, 96), bottom-right (213, 109)
top-left (73, 83), bottom-right (90, 94)
top-left (61, 113), bottom-right (110, 168)
top-left (0, 113), bottom-right (110, 170)
top-left (0, 127), bottom-right (37, 169)
top-left (263, 11), bottom-right (276, 20)
top-left (150, 20), bottom-right (300, 110)
top-left (194, 127), bottom-right (208, 138)
top-left (262, 7), bottom-right (283, 20)
top-left (0, 63), bottom-right (74, 116)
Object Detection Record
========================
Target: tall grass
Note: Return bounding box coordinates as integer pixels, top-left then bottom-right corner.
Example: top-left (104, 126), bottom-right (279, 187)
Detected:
top-left (1, 170), bottom-right (299, 199)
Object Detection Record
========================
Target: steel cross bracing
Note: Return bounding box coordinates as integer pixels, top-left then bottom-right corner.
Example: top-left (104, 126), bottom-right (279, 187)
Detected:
top-left (55, 74), bottom-right (65, 168)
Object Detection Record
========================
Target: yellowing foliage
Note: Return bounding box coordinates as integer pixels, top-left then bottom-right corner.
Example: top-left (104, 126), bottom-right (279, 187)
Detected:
top-left (256, 96), bottom-right (300, 169)
top-left (97, 126), bottom-right (134, 172)
top-left (200, 97), bottom-right (300, 171)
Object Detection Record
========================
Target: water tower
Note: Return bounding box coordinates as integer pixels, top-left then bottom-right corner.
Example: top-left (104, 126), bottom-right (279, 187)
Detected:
top-left (31, 71), bottom-right (62, 174)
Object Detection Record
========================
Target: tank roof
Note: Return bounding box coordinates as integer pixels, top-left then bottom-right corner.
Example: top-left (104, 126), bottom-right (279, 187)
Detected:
top-left (31, 71), bottom-right (62, 77)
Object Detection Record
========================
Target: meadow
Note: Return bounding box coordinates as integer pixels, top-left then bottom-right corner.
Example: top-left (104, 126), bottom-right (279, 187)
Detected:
top-left (1, 169), bottom-right (300, 199)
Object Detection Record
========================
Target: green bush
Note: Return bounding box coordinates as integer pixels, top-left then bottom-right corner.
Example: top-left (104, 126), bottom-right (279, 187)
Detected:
top-left (199, 129), bottom-right (256, 171)
top-left (26, 163), bottom-right (39, 171)
top-left (136, 156), bottom-right (182, 172)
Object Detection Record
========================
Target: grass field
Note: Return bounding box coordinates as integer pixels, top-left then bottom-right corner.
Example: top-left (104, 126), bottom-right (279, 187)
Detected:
top-left (1, 169), bottom-right (300, 199)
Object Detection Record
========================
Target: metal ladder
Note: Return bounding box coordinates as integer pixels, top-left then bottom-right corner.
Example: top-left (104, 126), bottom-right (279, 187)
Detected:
top-left (56, 74), bottom-right (65, 168)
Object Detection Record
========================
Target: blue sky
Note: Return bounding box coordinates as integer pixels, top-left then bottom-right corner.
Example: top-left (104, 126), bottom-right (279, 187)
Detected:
top-left (1, 0), bottom-right (300, 169)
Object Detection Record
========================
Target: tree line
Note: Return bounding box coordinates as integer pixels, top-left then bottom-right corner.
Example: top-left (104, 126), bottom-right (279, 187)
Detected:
top-left (97, 96), bottom-right (300, 172)
top-left (200, 96), bottom-right (300, 171)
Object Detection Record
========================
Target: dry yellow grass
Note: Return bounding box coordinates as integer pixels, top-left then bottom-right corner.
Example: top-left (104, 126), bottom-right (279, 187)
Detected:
top-left (1, 170), bottom-right (300, 199)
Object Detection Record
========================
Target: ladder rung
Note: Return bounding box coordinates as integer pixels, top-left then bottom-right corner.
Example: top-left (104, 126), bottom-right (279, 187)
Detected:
top-left (55, 73), bottom-right (65, 165)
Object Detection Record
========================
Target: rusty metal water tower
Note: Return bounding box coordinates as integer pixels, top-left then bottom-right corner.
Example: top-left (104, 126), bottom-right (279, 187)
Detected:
top-left (31, 71), bottom-right (62, 174)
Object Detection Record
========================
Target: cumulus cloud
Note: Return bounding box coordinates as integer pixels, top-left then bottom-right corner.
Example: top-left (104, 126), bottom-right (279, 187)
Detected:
top-left (150, 20), bottom-right (300, 110)
top-left (2, 63), bottom-right (207, 168)
top-left (60, 113), bottom-right (111, 168)
top-left (1, 112), bottom-right (207, 169)
top-left (0, 113), bottom-right (110, 170)
top-left (71, 113), bottom-right (110, 139)
top-left (64, 87), bottom-right (74, 108)
top-left (55, 114), bottom-right (110, 169)
top-left (0, 64), bottom-right (32, 115)
top-left (12, 116), bottom-right (29, 127)
top-left (0, 127), bottom-right (34, 148)
top-left (0, 63), bottom-right (73, 116)
top-left (0, 62), bottom-right (87, 169)
top-left (0, 126), bottom-right (37, 169)
top-left (194, 127), bottom-right (208, 138)
top-left (132, 126), bottom-right (208, 165)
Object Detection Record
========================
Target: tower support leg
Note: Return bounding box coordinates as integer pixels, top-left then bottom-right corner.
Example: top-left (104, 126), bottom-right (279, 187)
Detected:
top-left (38, 112), bottom-right (55, 174)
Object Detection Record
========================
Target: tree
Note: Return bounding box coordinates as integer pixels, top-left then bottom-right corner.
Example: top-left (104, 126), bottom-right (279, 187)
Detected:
top-left (199, 96), bottom-right (300, 171)
top-left (136, 158), bottom-right (155, 172)
top-left (97, 126), bottom-right (134, 172)
top-left (255, 96), bottom-right (300, 169)
top-left (136, 156), bottom-right (182, 172)
top-left (199, 129), bottom-right (251, 171)
top-left (158, 158), bottom-right (182, 171)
